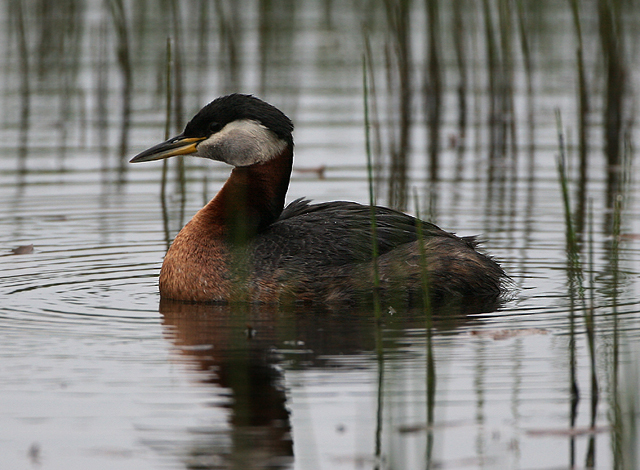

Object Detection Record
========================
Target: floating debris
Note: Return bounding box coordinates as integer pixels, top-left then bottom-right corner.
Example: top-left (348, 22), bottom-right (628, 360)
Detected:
top-left (469, 328), bottom-right (549, 341)
top-left (28, 442), bottom-right (40, 465)
top-left (527, 426), bottom-right (609, 437)
top-left (294, 165), bottom-right (326, 179)
top-left (10, 244), bottom-right (34, 255)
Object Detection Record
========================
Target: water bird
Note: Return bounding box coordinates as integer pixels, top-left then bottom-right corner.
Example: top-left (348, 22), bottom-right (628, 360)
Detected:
top-left (131, 94), bottom-right (505, 306)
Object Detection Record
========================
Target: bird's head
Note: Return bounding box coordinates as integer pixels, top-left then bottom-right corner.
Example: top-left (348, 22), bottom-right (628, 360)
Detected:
top-left (130, 94), bottom-right (294, 167)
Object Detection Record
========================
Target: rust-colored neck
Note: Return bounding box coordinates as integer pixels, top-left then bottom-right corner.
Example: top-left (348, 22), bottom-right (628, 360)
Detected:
top-left (197, 146), bottom-right (293, 243)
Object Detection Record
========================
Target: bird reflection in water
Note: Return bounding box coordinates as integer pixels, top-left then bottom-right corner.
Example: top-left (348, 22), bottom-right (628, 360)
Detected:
top-left (161, 299), bottom-right (294, 469)
top-left (159, 298), bottom-right (491, 469)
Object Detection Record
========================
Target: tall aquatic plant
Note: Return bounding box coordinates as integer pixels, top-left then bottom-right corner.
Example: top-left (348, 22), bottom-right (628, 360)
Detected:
top-left (598, 0), bottom-right (626, 172)
top-left (556, 111), bottom-right (602, 467)
top-left (364, 47), bottom-right (386, 470)
top-left (569, 0), bottom-right (590, 236)
top-left (584, 199), bottom-right (598, 467)
top-left (363, 51), bottom-right (381, 318)
top-left (161, 37), bottom-right (174, 250)
top-left (609, 192), bottom-right (623, 467)
top-left (556, 111), bottom-right (581, 466)
top-left (413, 191), bottom-right (435, 468)
top-left (556, 112), bottom-right (581, 278)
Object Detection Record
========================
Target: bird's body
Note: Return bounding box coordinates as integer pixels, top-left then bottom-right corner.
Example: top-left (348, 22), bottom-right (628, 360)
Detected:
top-left (131, 94), bottom-right (505, 307)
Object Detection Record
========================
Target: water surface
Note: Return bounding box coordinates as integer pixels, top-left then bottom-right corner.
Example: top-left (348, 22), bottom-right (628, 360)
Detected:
top-left (1, 1), bottom-right (640, 469)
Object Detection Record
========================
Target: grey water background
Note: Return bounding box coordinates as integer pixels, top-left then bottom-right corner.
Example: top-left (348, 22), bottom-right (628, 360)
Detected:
top-left (1, 1), bottom-right (639, 469)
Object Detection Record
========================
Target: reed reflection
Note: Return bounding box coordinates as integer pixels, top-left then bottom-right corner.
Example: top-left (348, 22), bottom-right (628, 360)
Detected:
top-left (424, 0), bottom-right (442, 184)
top-left (9, 0), bottom-right (31, 178)
top-left (215, 0), bottom-right (243, 94)
top-left (257, 0), bottom-right (298, 105)
top-left (107, 0), bottom-right (133, 173)
top-left (384, 0), bottom-right (413, 211)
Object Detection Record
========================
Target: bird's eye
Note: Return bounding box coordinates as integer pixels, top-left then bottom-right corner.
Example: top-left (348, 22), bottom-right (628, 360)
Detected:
top-left (209, 122), bottom-right (222, 134)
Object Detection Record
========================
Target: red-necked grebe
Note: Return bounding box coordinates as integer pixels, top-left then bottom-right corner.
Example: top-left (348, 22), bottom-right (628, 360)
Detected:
top-left (130, 94), bottom-right (505, 305)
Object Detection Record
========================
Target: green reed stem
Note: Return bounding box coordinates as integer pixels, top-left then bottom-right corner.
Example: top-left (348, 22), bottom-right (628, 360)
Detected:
top-left (161, 36), bottom-right (173, 249)
top-left (582, 197), bottom-right (597, 466)
top-left (611, 191), bottom-right (623, 466)
top-left (587, 198), bottom-right (597, 400)
top-left (413, 191), bottom-right (432, 316)
top-left (364, 49), bottom-right (385, 470)
top-left (413, 190), bottom-right (435, 469)
top-left (555, 110), bottom-right (581, 464)
top-left (363, 52), bottom-right (381, 319)
top-left (373, 325), bottom-right (384, 470)
top-left (555, 110), bottom-right (582, 280)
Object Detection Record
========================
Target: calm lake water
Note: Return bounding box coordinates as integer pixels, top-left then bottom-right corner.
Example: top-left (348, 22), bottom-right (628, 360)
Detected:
top-left (1, 1), bottom-right (640, 469)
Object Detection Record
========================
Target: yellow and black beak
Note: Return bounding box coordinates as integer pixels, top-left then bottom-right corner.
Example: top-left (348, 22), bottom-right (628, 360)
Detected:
top-left (129, 135), bottom-right (206, 163)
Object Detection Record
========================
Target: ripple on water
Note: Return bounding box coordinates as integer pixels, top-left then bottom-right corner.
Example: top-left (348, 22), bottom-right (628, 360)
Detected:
top-left (1, 250), bottom-right (161, 327)
top-left (1, 189), bottom-right (169, 332)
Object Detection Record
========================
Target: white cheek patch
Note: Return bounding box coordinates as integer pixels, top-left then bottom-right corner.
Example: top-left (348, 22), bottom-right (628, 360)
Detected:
top-left (196, 119), bottom-right (288, 166)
